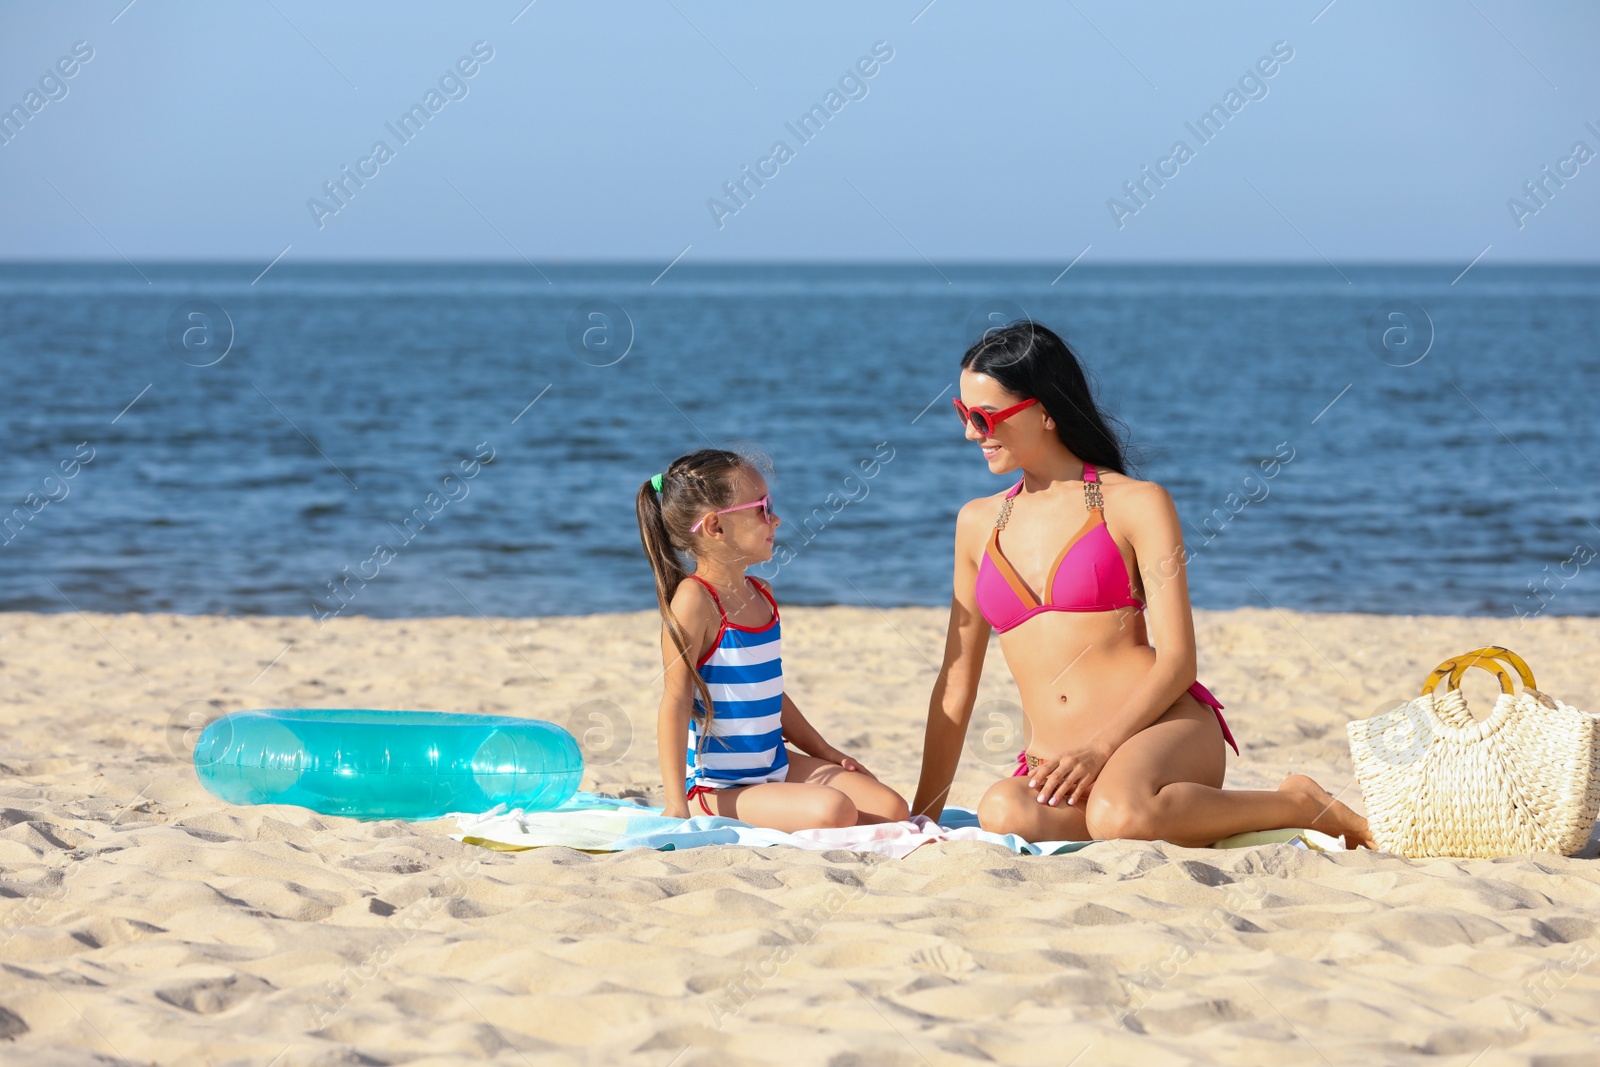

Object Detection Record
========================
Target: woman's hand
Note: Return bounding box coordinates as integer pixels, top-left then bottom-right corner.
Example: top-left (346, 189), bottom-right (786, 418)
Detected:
top-left (1028, 740), bottom-right (1113, 807)
top-left (661, 803), bottom-right (692, 820)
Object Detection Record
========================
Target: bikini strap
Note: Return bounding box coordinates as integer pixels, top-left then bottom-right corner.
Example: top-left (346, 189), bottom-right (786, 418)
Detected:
top-left (685, 574), bottom-right (728, 622)
top-left (687, 574), bottom-right (777, 625)
top-left (746, 576), bottom-right (780, 622)
top-left (995, 479), bottom-right (1025, 531)
top-left (1082, 463), bottom-right (1104, 512)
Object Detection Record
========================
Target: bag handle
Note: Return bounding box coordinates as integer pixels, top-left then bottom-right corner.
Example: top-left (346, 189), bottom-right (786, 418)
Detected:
top-left (1446, 646), bottom-right (1537, 692)
top-left (1421, 649), bottom-right (1515, 697)
top-left (1415, 646), bottom-right (1558, 744)
top-left (1441, 645), bottom-right (1559, 709)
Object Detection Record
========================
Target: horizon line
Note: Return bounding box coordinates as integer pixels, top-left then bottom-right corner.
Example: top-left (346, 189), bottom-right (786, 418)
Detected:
top-left (2, 257), bottom-right (1597, 267)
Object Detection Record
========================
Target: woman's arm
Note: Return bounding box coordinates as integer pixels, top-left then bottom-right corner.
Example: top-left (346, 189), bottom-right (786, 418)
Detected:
top-left (657, 585), bottom-right (716, 819)
top-left (1034, 482), bottom-right (1200, 807)
top-left (1091, 481), bottom-right (1199, 752)
top-left (910, 499), bottom-right (993, 820)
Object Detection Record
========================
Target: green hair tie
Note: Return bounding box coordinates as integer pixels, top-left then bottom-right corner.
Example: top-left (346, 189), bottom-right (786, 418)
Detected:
top-left (650, 473), bottom-right (664, 493)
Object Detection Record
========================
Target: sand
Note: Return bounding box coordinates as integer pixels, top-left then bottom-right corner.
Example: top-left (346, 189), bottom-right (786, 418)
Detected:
top-left (2, 605), bottom-right (1598, 1066)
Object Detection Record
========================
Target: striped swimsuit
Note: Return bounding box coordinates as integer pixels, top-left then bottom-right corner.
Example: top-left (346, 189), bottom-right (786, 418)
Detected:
top-left (683, 575), bottom-right (789, 815)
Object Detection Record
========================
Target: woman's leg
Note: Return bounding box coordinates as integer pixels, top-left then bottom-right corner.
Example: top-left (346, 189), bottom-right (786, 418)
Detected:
top-left (1082, 701), bottom-right (1370, 848)
top-left (977, 777), bottom-right (1092, 841)
top-left (978, 699), bottom-right (1370, 848)
top-left (783, 751), bottom-right (910, 825)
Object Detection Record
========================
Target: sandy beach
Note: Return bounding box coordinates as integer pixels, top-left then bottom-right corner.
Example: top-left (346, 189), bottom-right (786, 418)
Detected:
top-left (2, 604), bottom-right (1598, 1066)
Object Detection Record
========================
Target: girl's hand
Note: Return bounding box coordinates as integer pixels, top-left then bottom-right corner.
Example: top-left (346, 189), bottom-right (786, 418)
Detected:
top-left (661, 803), bottom-right (692, 820)
top-left (834, 754), bottom-right (879, 781)
top-left (1028, 740), bottom-right (1112, 808)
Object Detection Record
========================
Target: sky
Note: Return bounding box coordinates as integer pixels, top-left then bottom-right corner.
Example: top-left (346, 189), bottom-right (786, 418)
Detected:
top-left (1, 0), bottom-right (1596, 266)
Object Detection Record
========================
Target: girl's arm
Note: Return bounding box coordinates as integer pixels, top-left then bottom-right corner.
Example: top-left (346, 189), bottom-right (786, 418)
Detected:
top-left (779, 693), bottom-right (882, 780)
top-left (778, 692), bottom-right (843, 762)
top-left (746, 575), bottom-right (837, 761)
top-left (657, 584), bottom-right (716, 819)
top-left (759, 576), bottom-right (877, 778)
top-left (911, 499), bottom-right (993, 820)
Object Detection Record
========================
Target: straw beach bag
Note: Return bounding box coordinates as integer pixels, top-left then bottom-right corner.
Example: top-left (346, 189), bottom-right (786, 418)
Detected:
top-left (1347, 646), bottom-right (1600, 858)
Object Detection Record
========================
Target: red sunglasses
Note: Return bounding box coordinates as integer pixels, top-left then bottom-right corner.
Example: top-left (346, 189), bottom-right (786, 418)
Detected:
top-left (953, 396), bottom-right (1039, 436)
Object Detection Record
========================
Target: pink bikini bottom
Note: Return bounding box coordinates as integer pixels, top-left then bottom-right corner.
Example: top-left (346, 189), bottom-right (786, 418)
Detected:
top-left (1011, 679), bottom-right (1239, 777)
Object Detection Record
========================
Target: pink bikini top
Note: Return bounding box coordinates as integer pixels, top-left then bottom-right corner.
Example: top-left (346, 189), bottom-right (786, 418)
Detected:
top-left (975, 463), bottom-right (1143, 633)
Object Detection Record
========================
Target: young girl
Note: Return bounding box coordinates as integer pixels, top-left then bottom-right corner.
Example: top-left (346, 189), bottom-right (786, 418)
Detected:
top-left (636, 448), bottom-right (910, 832)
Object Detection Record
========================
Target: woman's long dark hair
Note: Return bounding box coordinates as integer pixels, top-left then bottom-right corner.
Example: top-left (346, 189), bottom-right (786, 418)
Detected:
top-left (960, 321), bottom-right (1133, 475)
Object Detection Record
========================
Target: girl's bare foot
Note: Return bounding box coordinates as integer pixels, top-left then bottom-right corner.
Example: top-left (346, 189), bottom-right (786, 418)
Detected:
top-left (1279, 774), bottom-right (1373, 849)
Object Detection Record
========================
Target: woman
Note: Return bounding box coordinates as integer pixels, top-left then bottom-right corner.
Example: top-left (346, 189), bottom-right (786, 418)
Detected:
top-left (910, 322), bottom-right (1371, 848)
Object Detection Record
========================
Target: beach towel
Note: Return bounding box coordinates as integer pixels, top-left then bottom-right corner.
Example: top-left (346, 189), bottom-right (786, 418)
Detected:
top-left (450, 792), bottom-right (1348, 857)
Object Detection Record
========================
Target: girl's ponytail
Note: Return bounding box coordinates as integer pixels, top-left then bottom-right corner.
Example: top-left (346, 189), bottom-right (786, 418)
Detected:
top-left (636, 450), bottom-right (748, 744)
top-left (637, 476), bottom-right (713, 730)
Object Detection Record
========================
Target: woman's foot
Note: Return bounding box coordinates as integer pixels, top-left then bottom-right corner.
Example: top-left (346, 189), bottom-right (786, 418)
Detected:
top-left (1278, 774), bottom-right (1373, 849)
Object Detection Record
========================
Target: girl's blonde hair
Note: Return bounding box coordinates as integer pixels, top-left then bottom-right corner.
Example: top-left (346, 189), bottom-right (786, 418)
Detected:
top-left (636, 448), bottom-right (752, 745)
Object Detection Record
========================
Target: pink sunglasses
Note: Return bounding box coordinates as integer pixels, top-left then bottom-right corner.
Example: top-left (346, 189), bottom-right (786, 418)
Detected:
top-left (691, 494), bottom-right (774, 533)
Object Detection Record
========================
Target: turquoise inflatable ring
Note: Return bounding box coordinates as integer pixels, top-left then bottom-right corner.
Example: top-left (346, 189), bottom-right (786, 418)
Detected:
top-left (193, 708), bottom-right (584, 820)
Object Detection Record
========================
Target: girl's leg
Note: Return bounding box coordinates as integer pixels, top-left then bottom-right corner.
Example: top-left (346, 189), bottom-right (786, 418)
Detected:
top-left (704, 752), bottom-right (910, 831)
top-left (708, 780), bottom-right (857, 833)
top-left (784, 751), bottom-right (910, 825)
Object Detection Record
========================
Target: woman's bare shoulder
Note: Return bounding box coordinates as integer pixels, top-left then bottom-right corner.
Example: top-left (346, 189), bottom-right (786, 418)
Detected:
top-left (1100, 470), bottom-right (1178, 529)
top-left (955, 489), bottom-right (1008, 533)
